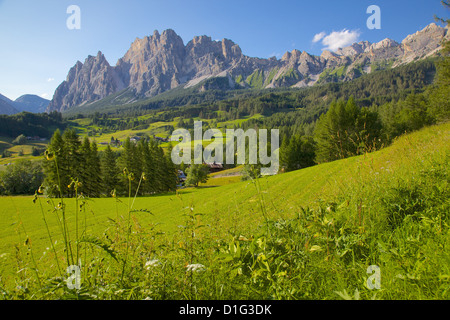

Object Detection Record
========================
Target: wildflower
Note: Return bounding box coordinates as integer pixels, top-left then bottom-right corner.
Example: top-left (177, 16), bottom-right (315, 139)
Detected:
top-left (309, 245), bottom-right (323, 252)
top-left (44, 150), bottom-right (54, 161)
top-left (24, 237), bottom-right (31, 247)
top-left (38, 185), bottom-right (44, 194)
top-left (145, 259), bottom-right (161, 269)
top-left (186, 263), bottom-right (205, 272)
top-left (238, 235), bottom-right (249, 241)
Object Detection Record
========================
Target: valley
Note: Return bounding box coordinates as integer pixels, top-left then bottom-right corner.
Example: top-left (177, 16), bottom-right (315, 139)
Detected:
top-left (0, 3), bottom-right (448, 301)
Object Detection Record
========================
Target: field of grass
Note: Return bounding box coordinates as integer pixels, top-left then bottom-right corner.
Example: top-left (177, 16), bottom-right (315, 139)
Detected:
top-left (0, 136), bottom-right (48, 168)
top-left (0, 122), bottom-right (448, 300)
top-left (0, 110), bottom-right (265, 161)
top-left (199, 166), bottom-right (243, 187)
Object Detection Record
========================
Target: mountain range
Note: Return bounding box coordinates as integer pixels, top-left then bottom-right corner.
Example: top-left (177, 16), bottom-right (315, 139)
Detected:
top-left (40, 23), bottom-right (450, 113)
top-left (0, 94), bottom-right (50, 115)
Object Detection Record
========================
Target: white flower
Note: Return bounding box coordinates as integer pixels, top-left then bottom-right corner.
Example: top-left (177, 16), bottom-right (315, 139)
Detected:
top-left (145, 259), bottom-right (161, 269)
top-left (186, 263), bottom-right (205, 272)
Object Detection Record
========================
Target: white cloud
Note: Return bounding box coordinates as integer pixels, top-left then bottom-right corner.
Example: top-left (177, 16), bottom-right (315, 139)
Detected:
top-left (40, 93), bottom-right (50, 99)
top-left (269, 52), bottom-right (282, 59)
top-left (312, 32), bottom-right (326, 43)
top-left (47, 78), bottom-right (55, 82)
top-left (321, 29), bottom-right (360, 52)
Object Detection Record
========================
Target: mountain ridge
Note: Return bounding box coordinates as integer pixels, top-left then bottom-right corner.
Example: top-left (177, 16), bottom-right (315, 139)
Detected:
top-left (47, 23), bottom-right (449, 113)
top-left (0, 93), bottom-right (50, 115)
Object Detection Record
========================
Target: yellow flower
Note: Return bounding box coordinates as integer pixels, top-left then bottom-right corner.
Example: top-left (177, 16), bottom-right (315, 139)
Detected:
top-left (44, 150), bottom-right (54, 161)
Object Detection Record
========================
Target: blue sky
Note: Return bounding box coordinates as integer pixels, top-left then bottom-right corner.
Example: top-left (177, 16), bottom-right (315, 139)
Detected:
top-left (0, 0), bottom-right (447, 101)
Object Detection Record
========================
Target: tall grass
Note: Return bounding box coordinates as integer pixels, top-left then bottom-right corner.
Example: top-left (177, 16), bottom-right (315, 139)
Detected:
top-left (0, 123), bottom-right (448, 300)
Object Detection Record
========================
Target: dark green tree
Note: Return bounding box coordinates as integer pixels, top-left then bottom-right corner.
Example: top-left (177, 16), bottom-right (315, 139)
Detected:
top-left (118, 137), bottom-right (142, 195)
top-left (280, 135), bottom-right (316, 172)
top-left (184, 164), bottom-right (209, 187)
top-left (79, 136), bottom-right (92, 195)
top-left (12, 134), bottom-right (27, 145)
top-left (0, 160), bottom-right (43, 195)
top-left (314, 97), bottom-right (382, 163)
top-left (43, 129), bottom-right (65, 196)
top-left (61, 129), bottom-right (82, 197)
top-left (101, 145), bottom-right (120, 196)
top-left (138, 139), bottom-right (157, 194)
top-left (87, 141), bottom-right (102, 197)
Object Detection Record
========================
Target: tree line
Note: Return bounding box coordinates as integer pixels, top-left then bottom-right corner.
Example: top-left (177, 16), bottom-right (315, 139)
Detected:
top-left (1, 48), bottom-right (447, 195)
top-left (1, 128), bottom-right (178, 197)
top-left (0, 111), bottom-right (65, 138)
top-left (279, 43), bottom-right (449, 171)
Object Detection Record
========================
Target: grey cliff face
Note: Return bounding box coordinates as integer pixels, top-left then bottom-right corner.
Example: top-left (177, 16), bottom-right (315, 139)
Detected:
top-left (48, 52), bottom-right (124, 112)
top-left (47, 23), bottom-right (448, 112)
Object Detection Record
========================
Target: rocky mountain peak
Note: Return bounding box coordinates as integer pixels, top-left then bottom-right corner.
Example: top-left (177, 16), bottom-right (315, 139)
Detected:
top-left (336, 41), bottom-right (371, 57)
top-left (398, 22), bottom-right (448, 65)
top-left (46, 24), bottom-right (449, 113)
top-left (366, 38), bottom-right (399, 52)
top-left (221, 38), bottom-right (242, 60)
top-left (281, 49), bottom-right (302, 63)
top-left (47, 50), bottom-right (124, 112)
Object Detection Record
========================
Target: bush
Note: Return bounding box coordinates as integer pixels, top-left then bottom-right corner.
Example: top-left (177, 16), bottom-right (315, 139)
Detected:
top-left (12, 134), bottom-right (27, 145)
top-left (1, 150), bottom-right (12, 158)
top-left (32, 146), bottom-right (44, 156)
top-left (0, 160), bottom-right (44, 195)
top-left (185, 164), bottom-right (209, 187)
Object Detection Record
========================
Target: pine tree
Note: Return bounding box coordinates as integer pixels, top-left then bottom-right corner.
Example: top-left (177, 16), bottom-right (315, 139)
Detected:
top-left (314, 97), bottom-right (381, 163)
top-left (280, 135), bottom-right (316, 172)
top-left (79, 136), bottom-right (92, 196)
top-left (154, 146), bottom-right (169, 192)
top-left (101, 145), bottom-right (120, 196)
top-left (163, 143), bottom-right (178, 191)
top-left (62, 129), bottom-right (82, 197)
top-left (138, 139), bottom-right (156, 194)
top-left (279, 136), bottom-right (290, 171)
top-left (118, 137), bottom-right (142, 195)
top-left (88, 141), bottom-right (102, 197)
top-left (43, 129), bottom-right (65, 196)
top-left (314, 101), bottom-right (340, 163)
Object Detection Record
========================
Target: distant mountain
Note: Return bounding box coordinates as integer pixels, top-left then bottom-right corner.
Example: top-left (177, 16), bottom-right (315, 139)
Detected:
top-left (0, 94), bottom-right (19, 115)
top-left (47, 23), bottom-right (449, 113)
top-left (14, 94), bottom-right (50, 113)
top-left (0, 93), bottom-right (50, 115)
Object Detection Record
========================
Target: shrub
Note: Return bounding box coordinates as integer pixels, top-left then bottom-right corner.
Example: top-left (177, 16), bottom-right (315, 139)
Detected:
top-left (12, 134), bottom-right (27, 145)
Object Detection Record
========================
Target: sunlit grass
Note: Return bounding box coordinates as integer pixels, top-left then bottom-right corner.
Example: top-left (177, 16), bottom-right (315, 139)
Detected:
top-left (0, 122), bottom-right (448, 299)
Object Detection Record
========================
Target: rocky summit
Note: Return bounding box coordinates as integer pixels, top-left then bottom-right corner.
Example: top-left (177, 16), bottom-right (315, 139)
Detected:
top-left (47, 23), bottom-right (449, 113)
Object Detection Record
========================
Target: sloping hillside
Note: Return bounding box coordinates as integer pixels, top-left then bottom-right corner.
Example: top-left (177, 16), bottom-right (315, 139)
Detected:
top-left (0, 122), bottom-right (448, 299)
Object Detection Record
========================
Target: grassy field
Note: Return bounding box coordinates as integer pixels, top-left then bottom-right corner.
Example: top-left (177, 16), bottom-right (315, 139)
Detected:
top-left (0, 122), bottom-right (448, 299)
top-left (0, 136), bottom-right (48, 168)
top-left (0, 112), bottom-right (264, 164)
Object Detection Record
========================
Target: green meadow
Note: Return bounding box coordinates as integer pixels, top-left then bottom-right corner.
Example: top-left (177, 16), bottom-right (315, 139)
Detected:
top-left (0, 122), bottom-right (448, 299)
